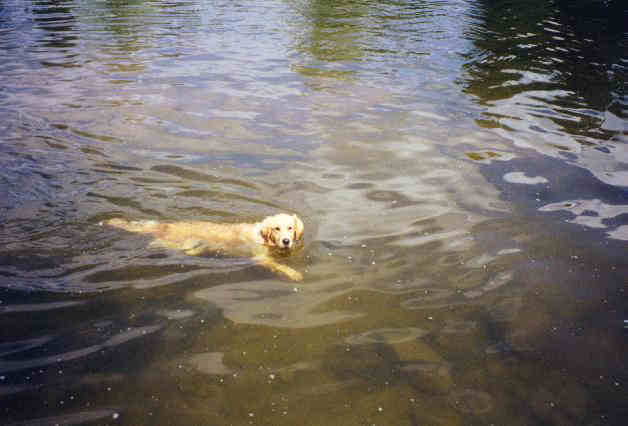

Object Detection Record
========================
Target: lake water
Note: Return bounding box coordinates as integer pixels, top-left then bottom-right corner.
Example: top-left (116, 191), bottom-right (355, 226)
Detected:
top-left (1, 0), bottom-right (626, 425)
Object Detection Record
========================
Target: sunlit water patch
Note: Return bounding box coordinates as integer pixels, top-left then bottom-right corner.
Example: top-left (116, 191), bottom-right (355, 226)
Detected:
top-left (0, 0), bottom-right (626, 425)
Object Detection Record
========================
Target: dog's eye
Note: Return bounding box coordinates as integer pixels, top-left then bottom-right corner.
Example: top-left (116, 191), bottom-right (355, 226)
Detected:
top-left (288, 226), bottom-right (293, 230)
top-left (275, 227), bottom-right (280, 231)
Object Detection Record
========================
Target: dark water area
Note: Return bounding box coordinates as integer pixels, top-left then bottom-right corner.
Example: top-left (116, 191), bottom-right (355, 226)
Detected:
top-left (0, 0), bottom-right (626, 425)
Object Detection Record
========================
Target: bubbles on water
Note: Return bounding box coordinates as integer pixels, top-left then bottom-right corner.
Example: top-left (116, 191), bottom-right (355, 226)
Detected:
top-left (448, 389), bottom-right (494, 414)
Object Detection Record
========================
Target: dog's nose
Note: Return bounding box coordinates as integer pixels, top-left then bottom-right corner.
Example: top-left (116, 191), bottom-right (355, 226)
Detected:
top-left (282, 238), bottom-right (290, 246)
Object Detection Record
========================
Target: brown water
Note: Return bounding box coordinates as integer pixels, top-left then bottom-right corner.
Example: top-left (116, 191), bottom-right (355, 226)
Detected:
top-left (1, 0), bottom-right (626, 425)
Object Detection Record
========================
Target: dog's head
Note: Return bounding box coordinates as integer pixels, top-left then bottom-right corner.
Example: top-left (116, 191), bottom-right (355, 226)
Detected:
top-left (259, 214), bottom-right (304, 250)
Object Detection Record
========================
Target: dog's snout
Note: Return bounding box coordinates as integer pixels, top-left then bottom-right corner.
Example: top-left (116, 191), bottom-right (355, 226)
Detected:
top-left (282, 238), bottom-right (290, 246)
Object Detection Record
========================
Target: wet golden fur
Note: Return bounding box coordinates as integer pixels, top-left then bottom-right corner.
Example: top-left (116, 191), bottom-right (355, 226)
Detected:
top-left (105, 213), bottom-right (305, 281)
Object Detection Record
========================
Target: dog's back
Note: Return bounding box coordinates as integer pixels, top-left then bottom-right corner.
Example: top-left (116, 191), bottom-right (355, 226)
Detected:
top-left (106, 218), bottom-right (163, 234)
top-left (105, 218), bottom-right (261, 252)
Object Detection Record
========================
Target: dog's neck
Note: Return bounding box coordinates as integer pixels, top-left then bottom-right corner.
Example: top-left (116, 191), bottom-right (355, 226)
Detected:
top-left (250, 223), bottom-right (266, 245)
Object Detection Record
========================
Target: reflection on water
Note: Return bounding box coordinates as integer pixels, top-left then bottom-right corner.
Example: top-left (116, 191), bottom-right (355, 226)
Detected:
top-left (0, 0), bottom-right (626, 425)
top-left (464, 0), bottom-right (627, 186)
top-left (540, 199), bottom-right (628, 240)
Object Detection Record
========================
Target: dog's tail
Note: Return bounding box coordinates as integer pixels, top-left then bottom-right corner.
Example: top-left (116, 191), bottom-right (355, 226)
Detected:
top-left (104, 218), bottom-right (163, 235)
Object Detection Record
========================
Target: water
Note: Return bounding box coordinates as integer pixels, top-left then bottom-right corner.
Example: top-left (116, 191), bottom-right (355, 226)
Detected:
top-left (0, 0), bottom-right (626, 424)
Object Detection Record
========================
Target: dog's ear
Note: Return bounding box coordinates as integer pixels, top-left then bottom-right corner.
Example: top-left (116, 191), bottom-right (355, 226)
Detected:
top-left (260, 218), bottom-right (277, 246)
top-left (293, 215), bottom-right (304, 241)
top-left (260, 223), bottom-right (272, 245)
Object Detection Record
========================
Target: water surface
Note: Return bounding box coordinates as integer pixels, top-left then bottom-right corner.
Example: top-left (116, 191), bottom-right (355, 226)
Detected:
top-left (1, 0), bottom-right (626, 425)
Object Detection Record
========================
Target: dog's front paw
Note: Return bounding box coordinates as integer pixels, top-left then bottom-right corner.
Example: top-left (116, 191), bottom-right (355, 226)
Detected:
top-left (277, 264), bottom-right (303, 281)
top-left (285, 269), bottom-right (303, 282)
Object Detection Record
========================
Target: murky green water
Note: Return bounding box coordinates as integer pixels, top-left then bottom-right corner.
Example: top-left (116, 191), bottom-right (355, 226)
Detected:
top-left (1, 0), bottom-right (626, 424)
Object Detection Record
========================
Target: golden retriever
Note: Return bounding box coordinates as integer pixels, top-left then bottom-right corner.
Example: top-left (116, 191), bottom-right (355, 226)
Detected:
top-left (105, 213), bottom-right (305, 281)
